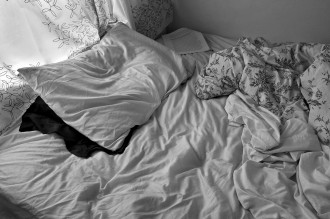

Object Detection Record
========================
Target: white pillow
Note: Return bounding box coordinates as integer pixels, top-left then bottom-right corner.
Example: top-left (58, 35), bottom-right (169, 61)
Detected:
top-left (18, 23), bottom-right (187, 150)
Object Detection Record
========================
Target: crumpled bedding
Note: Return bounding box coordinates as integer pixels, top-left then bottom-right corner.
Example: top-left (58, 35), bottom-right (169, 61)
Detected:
top-left (195, 37), bottom-right (330, 218)
top-left (17, 23), bottom-right (188, 153)
top-left (0, 33), bottom-right (256, 219)
top-left (1, 31), bottom-right (330, 219)
top-left (195, 37), bottom-right (330, 142)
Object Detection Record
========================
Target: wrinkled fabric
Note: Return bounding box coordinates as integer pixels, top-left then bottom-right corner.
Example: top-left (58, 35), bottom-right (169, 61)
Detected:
top-left (195, 37), bottom-right (330, 218)
top-left (18, 23), bottom-right (188, 151)
top-left (0, 34), bottom-right (256, 219)
top-left (0, 0), bottom-right (122, 136)
top-left (298, 146), bottom-right (330, 218)
top-left (226, 91), bottom-right (322, 218)
top-left (195, 37), bottom-right (330, 143)
top-left (4, 32), bottom-right (330, 219)
top-left (194, 37), bottom-right (323, 118)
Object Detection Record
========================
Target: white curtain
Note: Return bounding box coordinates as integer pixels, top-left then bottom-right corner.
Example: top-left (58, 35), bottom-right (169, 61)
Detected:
top-left (0, 0), bottom-right (172, 71)
top-left (0, 0), bottom-right (132, 135)
top-left (0, 0), bottom-right (129, 69)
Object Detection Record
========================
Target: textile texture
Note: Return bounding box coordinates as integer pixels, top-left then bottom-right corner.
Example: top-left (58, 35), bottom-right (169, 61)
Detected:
top-left (195, 37), bottom-right (330, 218)
top-left (129, 0), bottom-right (173, 39)
top-left (194, 37), bottom-right (330, 143)
top-left (18, 23), bottom-right (187, 151)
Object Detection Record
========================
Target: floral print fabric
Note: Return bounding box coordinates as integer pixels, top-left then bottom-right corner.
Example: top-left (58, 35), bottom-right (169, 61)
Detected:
top-left (0, 63), bottom-right (38, 135)
top-left (0, 0), bottom-right (118, 67)
top-left (0, 0), bottom-right (173, 135)
top-left (81, 0), bottom-right (118, 37)
top-left (195, 37), bottom-right (330, 144)
top-left (0, 0), bottom-right (116, 135)
top-left (300, 47), bottom-right (330, 144)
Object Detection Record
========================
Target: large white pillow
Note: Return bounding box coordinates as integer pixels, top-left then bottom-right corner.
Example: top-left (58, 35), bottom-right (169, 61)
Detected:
top-left (18, 23), bottom-right (187, 150)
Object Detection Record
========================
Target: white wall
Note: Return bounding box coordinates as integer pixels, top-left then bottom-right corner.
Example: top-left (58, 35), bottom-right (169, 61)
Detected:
top-left (170, 0), bottom-right (330, 43)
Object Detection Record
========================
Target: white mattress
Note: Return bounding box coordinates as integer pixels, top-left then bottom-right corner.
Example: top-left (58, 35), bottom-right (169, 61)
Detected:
top-left (0, 34), bottom-right (254, 218)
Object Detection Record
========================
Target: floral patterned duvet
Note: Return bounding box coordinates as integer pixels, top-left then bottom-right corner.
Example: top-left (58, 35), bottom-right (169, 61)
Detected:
top-left (194, 37), bottom-right (330, 219)
top-left (194, 37), bottom-right (330, 144)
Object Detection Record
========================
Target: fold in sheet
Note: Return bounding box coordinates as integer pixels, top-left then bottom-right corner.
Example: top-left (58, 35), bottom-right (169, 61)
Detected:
top-left (226, 91), bottom-right (325, 218)
top-left (0, 34), bottom-right (256, 218)
top-left (298, 146), bottom-right (330, 218)
top-left (195, 37), bottom-right (330, 217)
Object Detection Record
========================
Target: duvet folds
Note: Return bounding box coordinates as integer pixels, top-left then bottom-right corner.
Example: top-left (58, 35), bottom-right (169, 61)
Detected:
top-left (195, 37), bottom-right (330, 218)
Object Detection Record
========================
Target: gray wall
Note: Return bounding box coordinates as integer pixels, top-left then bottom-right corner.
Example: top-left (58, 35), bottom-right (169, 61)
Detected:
top-left (170, 0), bottom-right (330, 43)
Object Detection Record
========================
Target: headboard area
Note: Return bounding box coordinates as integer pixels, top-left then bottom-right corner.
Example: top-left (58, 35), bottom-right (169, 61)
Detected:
top-left (170, 0), bottom-right (330, 44)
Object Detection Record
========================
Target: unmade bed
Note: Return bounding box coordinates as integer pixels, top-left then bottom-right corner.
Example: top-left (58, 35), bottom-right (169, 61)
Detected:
top-left (1, 1), bottom-right (330, 219)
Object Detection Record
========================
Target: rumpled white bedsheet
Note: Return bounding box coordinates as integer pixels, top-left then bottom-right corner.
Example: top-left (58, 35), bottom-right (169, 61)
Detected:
top-left (226, 91), bottom-right (330, 219)
top-left (0, 35), bottom-right (255, 218)
top-left (1, 32), bottom-right (330, 219)
top-left (0, 76), bottom-right (251, 219)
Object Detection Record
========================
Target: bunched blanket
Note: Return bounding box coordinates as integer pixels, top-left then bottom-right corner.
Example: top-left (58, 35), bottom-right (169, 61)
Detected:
top-left (17, 23), bottom-right (188, 157)
top-left (195, 37), bottom-right (330, 144)
top-left (194, 37), bottom-right (330, 218)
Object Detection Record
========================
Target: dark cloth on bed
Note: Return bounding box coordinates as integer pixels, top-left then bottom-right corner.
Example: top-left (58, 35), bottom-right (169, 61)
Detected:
top-left (19, 96), bottom-right (137, 158)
